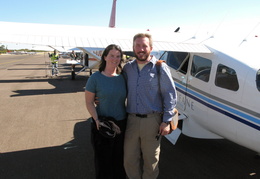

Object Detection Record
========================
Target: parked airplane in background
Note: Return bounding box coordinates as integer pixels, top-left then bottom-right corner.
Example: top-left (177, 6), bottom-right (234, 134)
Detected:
top-left (0, 7), bottom-right (259, 157)
top-left (65, 47), bottom-right (103, 79)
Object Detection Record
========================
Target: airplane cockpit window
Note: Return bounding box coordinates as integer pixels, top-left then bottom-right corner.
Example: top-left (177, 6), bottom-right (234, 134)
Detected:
top-left (215, 64), bottom-right (239, 91)
top-left (160, 51), bottom-right (189, 74)
top-left (256, 69), bottom-right (260, 92)
top-left (191, 55), bottom-right (212, 82)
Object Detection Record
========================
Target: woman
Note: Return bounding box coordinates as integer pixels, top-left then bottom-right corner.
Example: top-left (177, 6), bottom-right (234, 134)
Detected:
top-left (85, 44), bottom-right (127, 179)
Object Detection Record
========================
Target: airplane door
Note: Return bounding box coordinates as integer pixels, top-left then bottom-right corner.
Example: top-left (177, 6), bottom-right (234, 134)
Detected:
top-left (160, 51), bottom-right (190, 112)
top-left (162, 52), bottom-right (222, 138)
top-left (186, 54), bottom-right (212, 111)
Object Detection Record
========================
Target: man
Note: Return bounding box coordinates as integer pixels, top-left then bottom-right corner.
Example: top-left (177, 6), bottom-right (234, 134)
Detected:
top-left (50, 50), bottom-right (59, 76)
top-left (123, 33), bottom-right (177, 179)
top-left (70, 50), bottom-right (76, 60)
top-left (69, 50), bottom-right (77, 74)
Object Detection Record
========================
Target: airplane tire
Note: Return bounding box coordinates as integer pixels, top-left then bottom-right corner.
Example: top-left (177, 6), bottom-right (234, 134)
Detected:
top-left (71, 71), bottom-right (75, 80)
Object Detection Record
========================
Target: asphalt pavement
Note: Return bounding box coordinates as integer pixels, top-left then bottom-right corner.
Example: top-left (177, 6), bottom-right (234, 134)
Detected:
top-left (0, 53), bottom-right (259, 179)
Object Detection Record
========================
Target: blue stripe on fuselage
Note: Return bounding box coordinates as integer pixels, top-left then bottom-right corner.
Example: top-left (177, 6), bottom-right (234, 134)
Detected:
top-left (175, 82), bottom-right (260, 131)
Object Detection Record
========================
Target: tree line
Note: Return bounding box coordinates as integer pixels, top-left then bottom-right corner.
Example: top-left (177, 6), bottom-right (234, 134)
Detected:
top-left (0, 45), bottom-right (45, 54)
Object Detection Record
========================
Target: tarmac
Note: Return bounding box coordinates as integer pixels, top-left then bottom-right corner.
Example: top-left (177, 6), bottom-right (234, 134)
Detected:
top-left (0, 53), bottom-right (259, 179)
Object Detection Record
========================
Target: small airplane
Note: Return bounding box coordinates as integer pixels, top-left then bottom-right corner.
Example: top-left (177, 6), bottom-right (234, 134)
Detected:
top-left (0, 1), bottom-right (259, 156)
top-left (65, 47), bottom-right (103, 79)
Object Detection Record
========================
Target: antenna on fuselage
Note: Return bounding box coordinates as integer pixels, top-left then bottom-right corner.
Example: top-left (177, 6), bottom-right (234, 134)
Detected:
top-left (239, 22), bottom-right (260, 46)
top-left (109, 0), bottom-right (117, 28)
top-left (174, 27), bottom-right (180, 32)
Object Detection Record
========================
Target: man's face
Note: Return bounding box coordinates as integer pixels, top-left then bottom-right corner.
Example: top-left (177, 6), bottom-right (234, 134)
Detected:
top-left (133, 37), bottom-right (153, 62)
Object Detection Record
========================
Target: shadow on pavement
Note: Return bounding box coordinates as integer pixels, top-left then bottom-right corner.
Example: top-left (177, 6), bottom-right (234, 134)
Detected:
top-left (0, 120), bottom-right (95, 179)
top-left (1, 122), bottom-right (260, 179)
top-left (158, 135), bottom-right (260, 179)
top-left (0, 75), bottom-right (88, 97)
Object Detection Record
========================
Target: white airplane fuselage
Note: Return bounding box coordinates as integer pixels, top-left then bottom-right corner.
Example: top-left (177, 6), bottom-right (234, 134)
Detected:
top-left (161, 44), bottom-right (260, 153)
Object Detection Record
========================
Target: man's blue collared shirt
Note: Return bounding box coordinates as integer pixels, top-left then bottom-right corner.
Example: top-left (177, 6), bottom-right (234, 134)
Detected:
top-left (123, 56), bottom-right (177, 122)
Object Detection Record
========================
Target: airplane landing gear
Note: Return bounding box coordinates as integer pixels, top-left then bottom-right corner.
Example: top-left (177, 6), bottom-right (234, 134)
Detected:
top-left (71, 71), bottom-right (75, 80)
top-left (71, 64), bottom-right (76, 80)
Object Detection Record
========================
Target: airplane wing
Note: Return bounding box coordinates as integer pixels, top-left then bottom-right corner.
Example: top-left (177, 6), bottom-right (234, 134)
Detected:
top-left (0, 21), bottom-right (211, 53)
top-left (0, 21), bottom-right (211, 79)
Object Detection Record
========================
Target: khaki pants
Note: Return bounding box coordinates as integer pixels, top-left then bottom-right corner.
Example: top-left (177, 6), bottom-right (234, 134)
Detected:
top-left (124, 113), bottom-right (161, 179)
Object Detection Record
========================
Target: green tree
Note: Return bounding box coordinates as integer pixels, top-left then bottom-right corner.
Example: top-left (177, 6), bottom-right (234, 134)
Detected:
top-left (0, 45), bottom-right (5, 51)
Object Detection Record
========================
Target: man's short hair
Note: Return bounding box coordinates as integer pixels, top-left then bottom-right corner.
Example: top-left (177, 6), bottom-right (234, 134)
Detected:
top-left (133, 33), bottom-right (153, 48)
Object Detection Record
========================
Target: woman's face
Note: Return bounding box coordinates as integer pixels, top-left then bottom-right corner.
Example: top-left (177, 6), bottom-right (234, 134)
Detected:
top-left (104, 48), bottom-right (121, 67)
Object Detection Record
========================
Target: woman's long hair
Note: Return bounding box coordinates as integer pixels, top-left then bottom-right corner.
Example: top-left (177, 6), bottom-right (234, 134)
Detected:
top-left (99, 44), bottom-right (123, 74)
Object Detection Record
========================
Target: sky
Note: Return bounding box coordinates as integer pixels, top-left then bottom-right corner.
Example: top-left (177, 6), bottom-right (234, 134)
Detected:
top-left (1, 0), bottom-right (260, 49)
